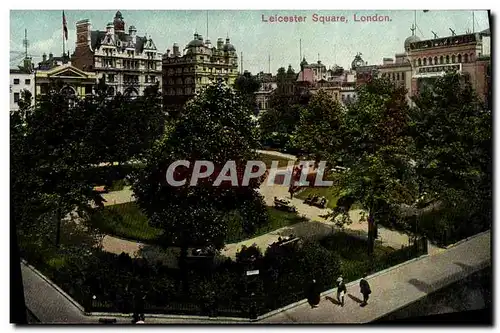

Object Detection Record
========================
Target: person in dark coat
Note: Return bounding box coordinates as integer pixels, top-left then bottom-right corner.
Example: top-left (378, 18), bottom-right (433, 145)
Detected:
top-left (336, 276), bottom-right (347, 307)
top-left (359, 275), bottom-right (371, 306)
top-left (307, 279), bottom-right (321, 308)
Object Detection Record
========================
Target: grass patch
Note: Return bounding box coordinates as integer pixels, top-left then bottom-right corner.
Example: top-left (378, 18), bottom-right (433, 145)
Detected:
top-left (90, 201), bottom-right (307, 245)
top-left (225, 207), bottom-right (308, 244)
top-left (258, 153), bottom-right (295, 169)
top-left (295, 178), bottom-right (342, 210)
top-left (107, 179), bottom-right (126, 192)
top-left (320, 231), bottom-right (420, 283)
top-left (89, 202), bottom-right (163, 242)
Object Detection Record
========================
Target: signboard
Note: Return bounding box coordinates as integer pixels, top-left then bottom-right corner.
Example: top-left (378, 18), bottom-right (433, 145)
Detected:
top-left (246, 270), bottom-right (260, 276)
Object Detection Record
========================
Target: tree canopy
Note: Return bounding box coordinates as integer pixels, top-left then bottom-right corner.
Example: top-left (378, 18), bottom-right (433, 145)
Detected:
top-left (131, 80), bottom-right (269, 253)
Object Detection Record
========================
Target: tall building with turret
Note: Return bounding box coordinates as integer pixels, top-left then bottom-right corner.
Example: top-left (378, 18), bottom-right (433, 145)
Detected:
top-left (162, 32), bottom-right (239, 107)
top-left (71, 11), bottom-right (162, 96)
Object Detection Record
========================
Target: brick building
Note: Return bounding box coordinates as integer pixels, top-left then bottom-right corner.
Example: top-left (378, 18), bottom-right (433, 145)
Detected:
top-left (407, 28), bottom-right (491, 105)
top-left (71, 11), bottom-right (162, 97)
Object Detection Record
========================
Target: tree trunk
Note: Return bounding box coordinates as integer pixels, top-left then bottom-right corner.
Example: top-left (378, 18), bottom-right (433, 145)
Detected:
top-left (367, 213), bottom-right (376, 255)
top-left (179, 245), bottom-right (189, 294)
top-left (55, 207), bottom-right (61, 248)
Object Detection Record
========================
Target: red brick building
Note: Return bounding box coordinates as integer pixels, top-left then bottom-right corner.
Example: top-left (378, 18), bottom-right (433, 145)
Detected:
top-left (407, 28), bottom-right (491, 106)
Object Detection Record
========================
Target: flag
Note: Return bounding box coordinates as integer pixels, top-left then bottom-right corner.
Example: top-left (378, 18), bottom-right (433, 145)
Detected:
top-left (63, 11), bottom-right (68, 40)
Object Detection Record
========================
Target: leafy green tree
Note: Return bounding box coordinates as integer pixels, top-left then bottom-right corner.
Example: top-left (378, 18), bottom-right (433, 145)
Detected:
top-left (292, 90), bottom-right (345, 164)
top-left (408, 73), bottom-right (492, 243)
top-left (234, 71), bottom-right (261, 115)
top-left (331, 78), bottom-right (418, 255)
top-left (131, 81), bottom-right (269, 291)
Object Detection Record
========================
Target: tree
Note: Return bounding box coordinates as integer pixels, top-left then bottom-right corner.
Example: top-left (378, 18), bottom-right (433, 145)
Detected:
top-left (234, 71), bottom-right (261, 115)
top-left (330, 78), bottom-right (417, 255)
top-left (292, 90), bottom-right (345, 164)
top-left (408, 73), bottom-right (492, 242)
top-left (131, 80), bottom-right (269, 291)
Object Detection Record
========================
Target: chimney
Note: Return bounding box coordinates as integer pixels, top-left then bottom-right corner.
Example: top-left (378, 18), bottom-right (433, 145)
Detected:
top-left (49, 53), bottom-right (53, 59)
top-left (166, 49), bottom-right (171, 57)
top-left (106, 22), bottom-right (114, 35)
top-left (42, 53), bottom-right (47, 62)
top-left (173, 43), bottom-right (179, 57)
top-left (128, 25), bottom-right (137, 37)
top-left (76, 19), bottom-right (92, 47)
top-left (383, 58), bottom-right (394, 65)
top-left (217, 38), bottom-right (224, 50)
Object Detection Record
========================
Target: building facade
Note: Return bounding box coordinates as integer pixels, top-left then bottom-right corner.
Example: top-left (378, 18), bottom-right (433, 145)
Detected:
top-left (72, 11), bottom-right (162, 96)
top-left (10, 69), bottom-right (35, 111)
top-left (162, 33), bottom-right (239, 107)
top-left (407, 29), bottom-right (491, 105)
top-left (255, 72), bottom-right (277, 115)
top-left (35, 63), bottom-right (97, 100)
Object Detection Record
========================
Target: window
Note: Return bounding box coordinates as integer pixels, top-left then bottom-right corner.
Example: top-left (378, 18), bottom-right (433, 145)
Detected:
top-left (458, 54), bottom-right (462, 63)
top-left (440, 56), bottom-right (444, 64)
top-left (25, 79), bottom-right (31, 85)
top-left (14, 92), bottom-right (19, 103)
top-left (434, 56), bottom-right (438, 65)
top-left (13, 79), bottom-right (19, 84)
top-left (451, 55), bottom-right (456, 63)
top-left (417, 58), bottom-right (421, 66)
top-left (446, 55), bottom-right (450, 64)
top-left (396, 73), bottom-right (400, 80)
top-left (423, 58), bottom-right (427, 66)
top-left (401, 72), bottom-right (405, 80)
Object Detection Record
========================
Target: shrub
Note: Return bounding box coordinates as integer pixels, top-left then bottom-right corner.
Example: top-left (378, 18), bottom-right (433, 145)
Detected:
top-left (108, 179), bottom-right (126, 191)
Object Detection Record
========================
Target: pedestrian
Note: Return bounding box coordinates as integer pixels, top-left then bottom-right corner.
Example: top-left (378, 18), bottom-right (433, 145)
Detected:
top-left (336, 276), bottom-right (347, 307)
top-left (359, 275), bottom-right (371, 306)
top-left (307, 279), bottom-right (321, 308)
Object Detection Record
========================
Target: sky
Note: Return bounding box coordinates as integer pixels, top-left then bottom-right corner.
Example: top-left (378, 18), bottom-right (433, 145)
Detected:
top-left (10, 10), bottom-right (490, 74)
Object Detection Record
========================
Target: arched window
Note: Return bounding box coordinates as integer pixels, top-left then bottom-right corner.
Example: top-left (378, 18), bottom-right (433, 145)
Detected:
top-left (418, 58), bottom-right (422, 66)
top-left (470, 53), bottom-right (474, 62)
top-left (423, 58), bottom-right (427, 66)
top-left (446, 55), bottom-right (450, 64)
top-left (428, 57), bottom-right (432, 65)
top-left (451, 55), bottom-right (456, 63)
top-left (434, 56), bottom-right (438, 65)
top-left (124, 87), bottom-right (139, 97)
top-left (440, 55), bottom-right (444, 64)
top-left (458, 54), bottom-right (462, 63)
top-left (464, 54), bottom-right (469, 63)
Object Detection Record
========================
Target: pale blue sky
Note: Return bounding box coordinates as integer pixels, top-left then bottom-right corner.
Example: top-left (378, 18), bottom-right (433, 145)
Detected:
top-left (10, 10), bottom-right (490, 73)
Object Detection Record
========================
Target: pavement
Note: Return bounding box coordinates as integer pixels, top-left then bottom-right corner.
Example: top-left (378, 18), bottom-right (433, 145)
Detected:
top-left (20, 230), bottom-right (491, 324)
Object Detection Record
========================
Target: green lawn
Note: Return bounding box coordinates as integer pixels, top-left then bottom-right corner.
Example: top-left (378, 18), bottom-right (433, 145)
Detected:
top-left (295, 175), bottom-right (363, 210)
top-left (320, 231), bottom-right (414, 283)
top-left (89, 201), bottom-right (307, 245)
top-left (257, 153), bottom-right (295, 169)
top-left (225, 207), bottom-right (308, 244)
top-left (295, 184), bottom-right (342, 210)
top-left (89, 202), bottom-right (163, 242)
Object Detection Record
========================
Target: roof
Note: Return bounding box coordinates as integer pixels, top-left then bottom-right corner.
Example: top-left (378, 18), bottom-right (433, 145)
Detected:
top-left (480, 28), bottom-right (490, 36)
top-left (91, 30), bottom-right (149, 53)
top-left (296, 68), bottom-right (315, 83)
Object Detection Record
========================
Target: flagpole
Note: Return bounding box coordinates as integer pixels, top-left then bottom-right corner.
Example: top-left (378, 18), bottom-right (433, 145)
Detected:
top-left (62, 11), bottom-right (66, 57)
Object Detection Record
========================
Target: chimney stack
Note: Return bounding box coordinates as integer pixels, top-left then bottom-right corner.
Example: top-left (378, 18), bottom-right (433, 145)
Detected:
top-left (173, 43), bottom-right (180, 57)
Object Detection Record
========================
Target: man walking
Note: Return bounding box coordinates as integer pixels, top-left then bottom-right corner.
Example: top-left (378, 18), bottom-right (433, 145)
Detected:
top-left (337, 276), bottom-right (347, 307)
top-left (359, 275), bottom-right (371, 306)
